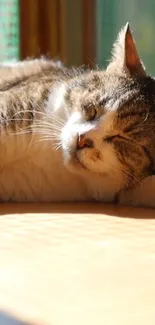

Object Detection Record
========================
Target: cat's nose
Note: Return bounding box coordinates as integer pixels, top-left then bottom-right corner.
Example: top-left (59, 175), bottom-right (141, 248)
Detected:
top-left (77, 134), bottom-right (94, 150)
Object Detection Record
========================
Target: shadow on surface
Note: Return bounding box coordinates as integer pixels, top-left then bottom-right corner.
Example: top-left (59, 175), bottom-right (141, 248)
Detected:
top-left (0, 311), bottom-right (40, 325)
top-left (0, 202), bottom-right (154, 219)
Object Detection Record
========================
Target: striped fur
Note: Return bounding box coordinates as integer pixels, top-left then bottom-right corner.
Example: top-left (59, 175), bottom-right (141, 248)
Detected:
top-left (0, 25), bottom-right (154, 207)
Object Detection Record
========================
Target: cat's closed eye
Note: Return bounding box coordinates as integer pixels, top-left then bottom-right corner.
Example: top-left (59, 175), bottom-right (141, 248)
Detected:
top-left (104, 135), bottom-right (126, 143)
top-left (82, 103), bottom-right (97, 121)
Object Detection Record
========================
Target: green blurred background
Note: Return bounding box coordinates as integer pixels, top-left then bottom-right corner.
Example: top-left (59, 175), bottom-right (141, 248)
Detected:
top-left (0, 0), bottom-right (19, 62)
top-left (96, 0), bottom-right (155, 74)
top-left (0, 0), bottom-right (155, 75)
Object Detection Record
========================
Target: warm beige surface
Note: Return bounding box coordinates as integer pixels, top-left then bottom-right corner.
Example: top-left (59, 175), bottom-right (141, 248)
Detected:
top-left (0, 203), bottom-right (155, 325)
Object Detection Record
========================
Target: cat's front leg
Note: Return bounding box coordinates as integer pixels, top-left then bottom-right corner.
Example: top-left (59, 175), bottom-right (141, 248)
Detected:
top-left (118, 176), bottom-right (155, 208)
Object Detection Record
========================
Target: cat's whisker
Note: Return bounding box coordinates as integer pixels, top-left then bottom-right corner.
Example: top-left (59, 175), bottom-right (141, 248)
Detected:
top-left (108, 163), bottom-right (135, 181)
top-left (116, 168), bottom-right (139, 186)
top-left (3, 118), bottom-right (64, 134)
top-left (38, 133), bottom-right (60, 140)
top-left (32, 130), bottom-right (61, 139)
top-left (111, 171), bottom-right (138, 188)
top-left (7, 117), bottom-right (64, 136)
top-left (35, 119), bottom-right (64, 126)
top-left (36, 137), bottom-right (60, 144)
top-left (54, 143), bottom-right (62, 151)
top-left (108, 164), bottom-right (139, 187)
top-left (36, 136), bottom-right (62, 150)
top-left (33, 121), bottom-right (64, 131)
top-left (9, 109), bottom-right (65, 126)
top-left (120, 171), bottom-right (139, 187)
top-left (34, 122), bottom-right (63, 129)
top-left (38, 136), bottom-right (57, 141)
top-left (10, 127), bottom-right (61, 139)
top-left (31, 125), bottom-right (62, 133)
top-left (26, 116), bottom-right (64, 127)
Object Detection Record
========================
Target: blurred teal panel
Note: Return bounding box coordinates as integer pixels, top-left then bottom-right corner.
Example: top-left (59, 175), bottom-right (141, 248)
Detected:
top-left (96, 0), bottom-right (155, 75)
top-left (0, 0), bottom-right (19, 62)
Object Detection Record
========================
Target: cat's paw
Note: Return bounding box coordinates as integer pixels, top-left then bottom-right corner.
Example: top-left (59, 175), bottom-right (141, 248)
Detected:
top-left (119, 175), bottom-right (155, 208)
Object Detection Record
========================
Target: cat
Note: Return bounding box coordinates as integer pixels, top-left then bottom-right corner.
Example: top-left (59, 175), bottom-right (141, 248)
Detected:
top-left (0, 23), bottom-right (155, 207)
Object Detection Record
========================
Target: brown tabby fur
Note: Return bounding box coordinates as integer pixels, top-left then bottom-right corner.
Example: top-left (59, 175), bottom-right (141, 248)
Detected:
top-left (0, 24), bottom-right (155, 206)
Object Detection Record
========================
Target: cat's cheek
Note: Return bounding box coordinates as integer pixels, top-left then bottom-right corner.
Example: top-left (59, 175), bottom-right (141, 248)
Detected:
top-left (77, 145), bottom-right (119, 175)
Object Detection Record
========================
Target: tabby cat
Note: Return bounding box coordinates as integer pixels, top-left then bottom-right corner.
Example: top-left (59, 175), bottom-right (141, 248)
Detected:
top-left (0, 23), bottom-right (155, 207)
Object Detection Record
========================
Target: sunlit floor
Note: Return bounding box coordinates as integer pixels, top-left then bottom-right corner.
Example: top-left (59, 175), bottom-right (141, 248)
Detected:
top-left (0, 203), bottom-right (155, 325)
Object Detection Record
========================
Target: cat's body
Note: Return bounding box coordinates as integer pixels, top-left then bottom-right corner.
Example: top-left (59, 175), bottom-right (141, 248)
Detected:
top-left (0, 24), bottom-right (155, 207)
top-left (0, 59), bottom-right (121, 202)
top-left (0, 60), bottom-right (85, 201)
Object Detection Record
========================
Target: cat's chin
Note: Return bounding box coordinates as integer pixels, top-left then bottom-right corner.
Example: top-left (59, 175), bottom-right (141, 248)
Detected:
top-left (64, 152), bottom-right (89, 175)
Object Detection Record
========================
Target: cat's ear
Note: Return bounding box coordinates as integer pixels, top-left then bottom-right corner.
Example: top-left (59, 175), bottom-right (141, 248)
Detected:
top-left (107, 23), bottom-right (146, 76)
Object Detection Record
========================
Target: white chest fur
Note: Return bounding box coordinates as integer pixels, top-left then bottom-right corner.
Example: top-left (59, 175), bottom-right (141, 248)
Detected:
top-left (0, 132), bottom-right (86, 202)
top-left (0, 131), bottom-right (120, 202)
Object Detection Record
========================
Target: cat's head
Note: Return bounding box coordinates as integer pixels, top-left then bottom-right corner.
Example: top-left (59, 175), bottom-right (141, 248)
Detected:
top-left (51, 23), bottom-right (155, 190)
